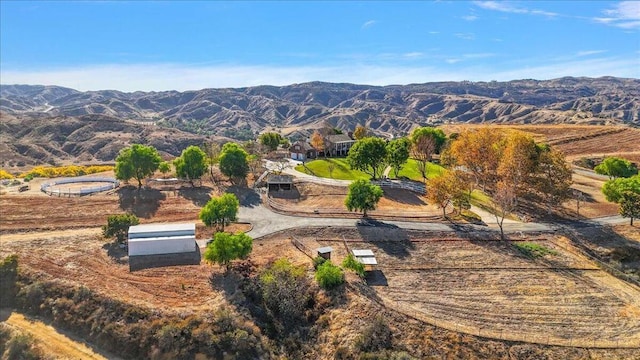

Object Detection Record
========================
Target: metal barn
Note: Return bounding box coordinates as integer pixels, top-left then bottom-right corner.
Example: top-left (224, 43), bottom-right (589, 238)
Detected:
top-left (128, 223), bottom-right (197, 257)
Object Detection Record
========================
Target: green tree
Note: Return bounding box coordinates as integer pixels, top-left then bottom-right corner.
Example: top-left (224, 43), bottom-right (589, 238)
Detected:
top-left (202, 142), bottom-right (221, 182)
top-left (595, 157), bottom-right (638, 179)
top-left (602, 175), bottom-right (640, 203)
top-left (199, 193), bottom-right (240, 231)
top-left (347, 137), bottom-right (388, 180)
top-left (619, 192), bottom-right (640, 226)
top-left (410, 127), bottom-right (446, 181)
top-left (115, 144), bottom-right (162, 188)
top-left (386, 138), bottom-right (411, 178)
top-left (102, 213), bottom-right (140, 244)
top-left (315, 261), bottom-right (344, 289)
top-left (174, 145), bottom-right (208, 186)
top-left (259, 132), bottom-right (283, 152)
top-left (158, 161), bottom-right (171, 178)
top-left (219, 143), bottom-right (249, 185)
top-left (204, 232), bottom-right (252, 270)
top-left (602, 175), bottom-right (640, 225)
top-left (345, 179), bottom-right (383, 217)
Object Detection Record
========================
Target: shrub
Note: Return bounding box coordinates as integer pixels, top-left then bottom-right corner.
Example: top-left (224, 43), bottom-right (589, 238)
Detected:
top-left (257, 258), bottom-right (315, 330)
top-left (313, 256), bottom-right (327, 269)
top-left (102, 213), bottom-right (140, 244)
top-left (355, 316), bottom-right (393, 352)
top-left (3, 333), bottom-right (42, 360)
top-left (315, 261), bottom-right (344, 290)
top-left (20, 165), bottom-right (114, 179)
top-left (342, 254), bottom-right (366, 278)
top-left (0, 255), bottom-right (18, 307)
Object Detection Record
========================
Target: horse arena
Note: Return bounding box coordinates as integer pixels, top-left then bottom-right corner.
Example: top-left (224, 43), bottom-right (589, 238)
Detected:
top-left (40, 177), bottom-right (119, 196)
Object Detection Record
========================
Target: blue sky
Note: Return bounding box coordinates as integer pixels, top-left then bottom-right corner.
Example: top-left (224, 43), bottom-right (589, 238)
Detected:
top-left (1, 1), bottom-right (638, 91)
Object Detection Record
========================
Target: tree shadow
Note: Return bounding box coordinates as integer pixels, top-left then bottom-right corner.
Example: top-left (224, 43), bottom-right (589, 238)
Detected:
top-left (102, 241), bottom-right (128, 265)
top-left (177, 186), bottom-right (215, 207)
top-left (117, 186), bottom-right (166, 219)
top-left (563, 225), bottom-right (640, 285)
top-left (356, 225), bottom-right (414, 259)
top-left (226, 186), bottom-right (262, 207)
top-left (383, 188), bottom-right (426, 206)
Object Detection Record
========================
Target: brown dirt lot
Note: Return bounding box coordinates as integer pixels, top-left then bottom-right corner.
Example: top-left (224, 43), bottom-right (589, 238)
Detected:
top-left (269, 183), bottom-right (444, 218)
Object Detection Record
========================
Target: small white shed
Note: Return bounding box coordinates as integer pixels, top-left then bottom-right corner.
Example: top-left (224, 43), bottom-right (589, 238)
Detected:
top-left (128, 223), bottom-right (196, 257)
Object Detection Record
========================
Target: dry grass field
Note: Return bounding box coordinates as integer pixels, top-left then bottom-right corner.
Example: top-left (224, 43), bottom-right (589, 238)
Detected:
top-left (290, 227), bottom-right (640, 348)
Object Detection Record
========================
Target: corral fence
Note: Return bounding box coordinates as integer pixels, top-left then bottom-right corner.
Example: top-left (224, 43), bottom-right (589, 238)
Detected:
top-left (41, 177), bottom-right (120, 197)
top-left (291, 236), bottom-right (314, 259)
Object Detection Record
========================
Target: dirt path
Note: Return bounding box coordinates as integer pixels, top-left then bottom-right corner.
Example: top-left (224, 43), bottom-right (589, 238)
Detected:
top-left (2, 311), bottom-right (120, 360)
top-left (0, 228), bottom-right (101, 243)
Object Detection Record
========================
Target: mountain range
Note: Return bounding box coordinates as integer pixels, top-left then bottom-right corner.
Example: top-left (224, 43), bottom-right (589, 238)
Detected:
top-left (1, 77), bottom-right (638, 168)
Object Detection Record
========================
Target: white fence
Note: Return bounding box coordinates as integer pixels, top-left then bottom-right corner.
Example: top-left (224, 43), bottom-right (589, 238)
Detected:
top-left (41, 177), bottom-right (120, 197)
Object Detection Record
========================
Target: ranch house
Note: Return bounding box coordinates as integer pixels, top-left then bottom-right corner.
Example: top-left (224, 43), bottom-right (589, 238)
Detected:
top-left (289, 141), bottom-right (317, 161)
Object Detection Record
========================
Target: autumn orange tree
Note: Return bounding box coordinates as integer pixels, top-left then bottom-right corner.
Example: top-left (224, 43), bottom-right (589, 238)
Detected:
top-left (310, 130), bottom-right (325, 157)
top-left (448, 128), bottom-right (504, 191)
top-left (353, 124), bottom-right (368, 140)
top-left (426, 170), bottom-right (467, 218)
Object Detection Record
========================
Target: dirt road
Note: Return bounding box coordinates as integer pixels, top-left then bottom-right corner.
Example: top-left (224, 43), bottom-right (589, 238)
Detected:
top-left (2, 311), bottom-right (119, 360)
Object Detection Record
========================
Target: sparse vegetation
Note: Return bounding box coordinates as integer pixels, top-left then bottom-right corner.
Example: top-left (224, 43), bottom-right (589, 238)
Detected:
top-left (0, 169), bottom-right (15, 179)
top-left (514, 242), bottom-right (558, 258)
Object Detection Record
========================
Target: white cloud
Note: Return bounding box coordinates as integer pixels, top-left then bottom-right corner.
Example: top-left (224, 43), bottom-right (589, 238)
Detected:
top-left (403, 52), bottom-right (424, 59)
top-left (463, 53), bottom-right (496, 59)
top-left (474, 1), bottom-right (558, 17)
top-left (428, 31), bottom-right (440, 35)
top-left (576, 50), bottom-right (607, 57)
top-left (595, 1), bottom-right (640, 29)
top-left (455, 32), bottom-right (475, 40)
top-left (462, 15), bottom-right (478, 21)
top-left (361, 20), bottom-right (376, 29)
top-left (1, 57), bottom-right (637, 92)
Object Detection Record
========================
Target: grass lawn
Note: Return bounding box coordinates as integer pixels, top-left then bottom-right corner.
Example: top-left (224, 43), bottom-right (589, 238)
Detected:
top-left (390, 159), bottom-right (445, 181)
top-left (294, 158), bottom-right (371, 180)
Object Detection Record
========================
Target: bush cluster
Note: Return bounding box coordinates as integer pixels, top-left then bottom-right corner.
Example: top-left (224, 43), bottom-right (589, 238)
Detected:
top-left (14, 278), bottom-right (269, 359)
top-left (0, 169), bottom-right (14, 180)
top-left (20, 165), bottom-right (114, 179)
